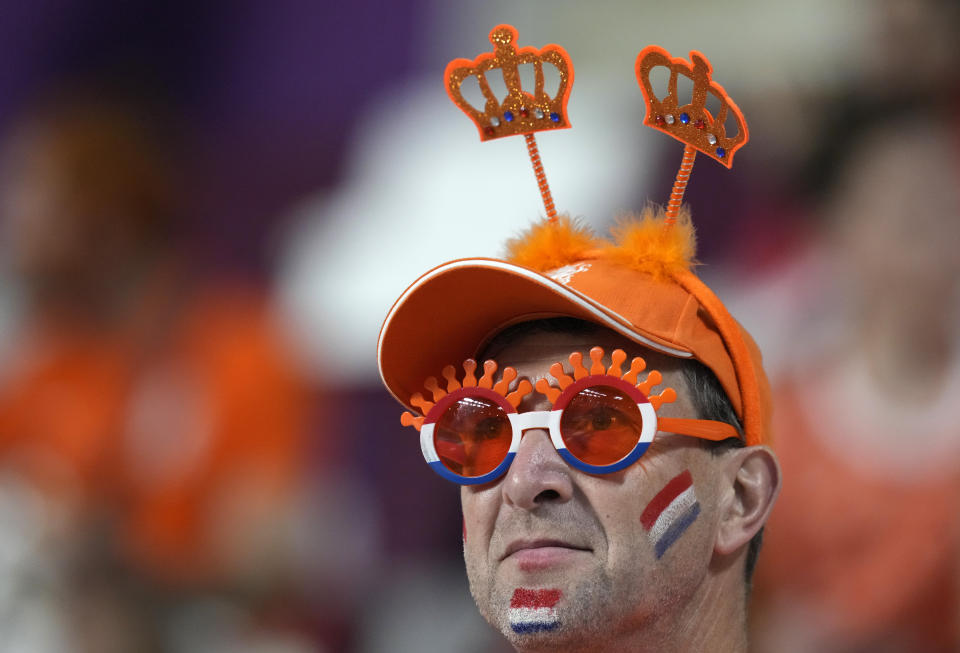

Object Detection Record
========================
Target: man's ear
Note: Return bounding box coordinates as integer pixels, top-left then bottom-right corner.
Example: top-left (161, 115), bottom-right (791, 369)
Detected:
top-left (714, 446), bottom-right (781, 555)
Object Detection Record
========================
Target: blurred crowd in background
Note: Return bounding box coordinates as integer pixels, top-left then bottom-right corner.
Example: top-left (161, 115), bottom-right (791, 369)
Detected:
top-left (0, 0), bottom-right (956, 651)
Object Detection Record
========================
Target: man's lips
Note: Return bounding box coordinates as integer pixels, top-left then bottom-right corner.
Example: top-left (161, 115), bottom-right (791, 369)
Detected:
top-left (501, 539), bottom-right (591, 561)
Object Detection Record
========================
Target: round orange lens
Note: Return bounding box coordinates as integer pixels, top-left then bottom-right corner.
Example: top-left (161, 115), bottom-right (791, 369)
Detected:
top-left (559, 385), bottom-right (645, 466)
top-left (434, 395), bottom-right (512, 477)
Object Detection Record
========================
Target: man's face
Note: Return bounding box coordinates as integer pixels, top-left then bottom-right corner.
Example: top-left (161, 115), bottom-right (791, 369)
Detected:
top-left (461, 325), bottom-right (730, 649)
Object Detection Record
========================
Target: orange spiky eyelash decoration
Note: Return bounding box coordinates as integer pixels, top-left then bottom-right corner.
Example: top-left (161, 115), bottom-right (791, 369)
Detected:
top-left (534, 347), bottom-right (677, 411)
top-left (402, 347), bottom-right (677, 426)
top-left (400, 359), bottom-right (534, 432)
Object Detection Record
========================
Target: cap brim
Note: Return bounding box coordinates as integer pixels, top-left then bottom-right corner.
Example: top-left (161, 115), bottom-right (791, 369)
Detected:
top-left (377, 258), bottom-right (693, 409)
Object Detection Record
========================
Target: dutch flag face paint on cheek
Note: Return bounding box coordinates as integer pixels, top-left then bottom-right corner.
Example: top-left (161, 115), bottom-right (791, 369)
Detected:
top-left (640, 470), bottom-right (701, 559)
top-left (509, 588), bottom-right (562, 634)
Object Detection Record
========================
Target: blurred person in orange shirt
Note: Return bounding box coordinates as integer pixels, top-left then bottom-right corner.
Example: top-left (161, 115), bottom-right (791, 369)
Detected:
top-left (0, 89), bottom-right (311, 597)
top-left (749, 2), bottom-right (960, 646)
top-left (751, 115), bottom-right (960, 653)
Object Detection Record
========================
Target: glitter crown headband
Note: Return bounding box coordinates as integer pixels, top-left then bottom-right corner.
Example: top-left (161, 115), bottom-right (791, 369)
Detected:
top-left (444, 25), bottom-right (749, 228)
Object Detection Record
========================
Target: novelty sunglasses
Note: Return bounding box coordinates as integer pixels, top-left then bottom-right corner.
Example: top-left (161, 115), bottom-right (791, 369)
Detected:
top-left (401, 347), bottom-right (740, 484)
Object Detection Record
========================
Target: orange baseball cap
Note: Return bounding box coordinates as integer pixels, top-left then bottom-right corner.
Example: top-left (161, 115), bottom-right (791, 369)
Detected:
top-left (377, 252), bottom-right (771, 447)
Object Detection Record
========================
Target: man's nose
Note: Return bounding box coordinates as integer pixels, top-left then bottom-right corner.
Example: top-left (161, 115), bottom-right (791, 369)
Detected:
top-left (501, 428), bottom-right (574, 509)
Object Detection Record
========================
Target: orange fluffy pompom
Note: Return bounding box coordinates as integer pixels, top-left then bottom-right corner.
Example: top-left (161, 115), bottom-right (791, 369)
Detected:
top-left (604, 206), bottom-right (697, 280)
top-left (505, 214), bottom-right (603, 271)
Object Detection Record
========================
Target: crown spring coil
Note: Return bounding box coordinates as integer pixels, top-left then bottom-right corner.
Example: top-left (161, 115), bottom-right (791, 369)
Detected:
top-left (524, 133), bottom-right (558, 221)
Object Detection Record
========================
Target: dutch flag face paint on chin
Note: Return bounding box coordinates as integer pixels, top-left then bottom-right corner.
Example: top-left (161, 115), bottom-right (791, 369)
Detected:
top-left (509, 588), bottom-right (562, 634)
top-left (640, 470), bottom-right (701, 559)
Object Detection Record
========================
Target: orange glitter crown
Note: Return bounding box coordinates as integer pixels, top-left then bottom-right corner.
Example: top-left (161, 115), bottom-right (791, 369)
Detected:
top-left (635, 46), bottom-right (749, 168)
top-left (445, 24), bottom-right (573, 142)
